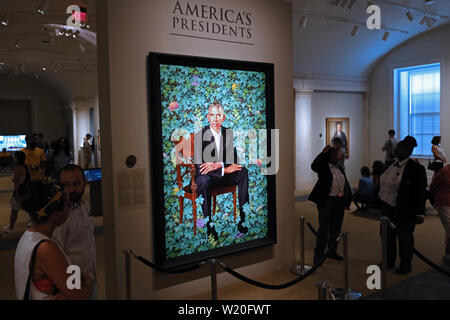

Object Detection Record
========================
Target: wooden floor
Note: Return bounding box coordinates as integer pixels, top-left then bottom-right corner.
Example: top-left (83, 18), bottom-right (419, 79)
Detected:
top-left (0, 174), bottom-right (446, 300)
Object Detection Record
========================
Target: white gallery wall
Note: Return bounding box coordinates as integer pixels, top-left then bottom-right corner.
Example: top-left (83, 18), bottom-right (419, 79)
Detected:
top-left (97, 0), bottom-right (294, 299)
top-left (311, 91), bottom-right (365, 183)
top-left (294, 76), bottom-right (369, 191)
top-left (369, 24), bottom-right (450, 165)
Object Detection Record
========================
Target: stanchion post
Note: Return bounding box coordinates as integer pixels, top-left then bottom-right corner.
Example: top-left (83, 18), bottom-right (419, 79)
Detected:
top-left (342, 232), bottom-right (349, 300)
top-left (380, 217), bottom-right (389, 292)
top-left (124, 250), bottom-right (131, 300)
top-left (210, 259), bottom-right (218, 300)
top-left (317, 281), bottom-right (329, 300)
top-left (300, 216), bottom-right (306, 274)
top-left (290, 216), bottom-right (312, 275)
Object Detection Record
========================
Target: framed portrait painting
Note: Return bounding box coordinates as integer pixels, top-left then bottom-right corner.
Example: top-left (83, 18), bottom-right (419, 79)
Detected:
top-left (148, 52), bottom-right (277, 268)
top-left (326, 117), bottom-right (350, 158)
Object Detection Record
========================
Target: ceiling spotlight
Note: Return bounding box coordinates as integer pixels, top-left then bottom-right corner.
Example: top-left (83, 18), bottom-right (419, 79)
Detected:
top-left (347, 0), bottom-right (358, 10)
top-left (299, 16), bottom-right (308, 28)
top-left (420, 16), bottom-right (428, 25)
top-left (0, 12), bottom-right (9, 26)
top-left (42, 65), bottom-right (47, 71)
top-left (382, 31), bottom-right (390, 41)
top-left (14, 38), bottom-right (23, 48)
top-left (426, 17), bottom-right (437, 27)
top-left (406, 11), bottom-right (414, 21)
top-left (37, 0), bottom-right (50, 15)
top-left (341, 0), bottom-right (349, 8)
top-left (350, 25), bottom-right (359, 36)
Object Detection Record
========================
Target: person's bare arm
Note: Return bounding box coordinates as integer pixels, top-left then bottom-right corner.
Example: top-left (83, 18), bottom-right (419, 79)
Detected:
top-left (12, 167), bottom-right (25, 201)
top-left (35, 241), bottom-right (93, 300)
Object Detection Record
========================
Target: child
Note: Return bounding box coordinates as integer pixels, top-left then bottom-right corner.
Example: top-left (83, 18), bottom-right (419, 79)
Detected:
top-left (353, 166), bottom-right (374, 212)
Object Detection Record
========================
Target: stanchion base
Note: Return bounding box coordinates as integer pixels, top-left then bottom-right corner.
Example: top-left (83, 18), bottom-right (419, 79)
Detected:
top-left (290, 264), bottom-right (312, 275)
top-left (332, 288), bottom-right (362, 300)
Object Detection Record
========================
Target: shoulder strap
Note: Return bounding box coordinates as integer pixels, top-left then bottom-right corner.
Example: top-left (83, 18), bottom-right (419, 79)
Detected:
top-left (23, 239), bottom-right (47, 300)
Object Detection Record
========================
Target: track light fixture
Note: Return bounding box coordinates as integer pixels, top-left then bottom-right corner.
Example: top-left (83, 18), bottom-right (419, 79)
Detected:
top-left (341, 0), bottom-right (349, 8)
top-left (382, 31), bottom-right (390, 41)
top-left (0, 12), bottom-right (9, 26)
top-left (406, 11), bottom-right (414, 21)
top-left (420, 16), bottom-right (428, 25)
top-left (347, 0), bottom-right (358, 10)
top-left (425, 0), bottom-right (436, 4)
top-left (350, 25), bottom-right (359, 36)
top-left (426, 16), bottom-right (437, 27)
top-left (299, 15), bottom-right (308, 28)
top-left (14, 38), bottom-right (23, 48)
top-left (37, 0), bottom-right (50, 15)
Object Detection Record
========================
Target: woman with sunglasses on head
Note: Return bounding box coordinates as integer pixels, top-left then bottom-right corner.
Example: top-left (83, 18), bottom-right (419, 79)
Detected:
top-left (14, 181), bottom-right (93, 300)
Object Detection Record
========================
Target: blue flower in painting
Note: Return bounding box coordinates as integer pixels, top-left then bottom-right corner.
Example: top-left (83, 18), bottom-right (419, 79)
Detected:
top-left (191, 75), bottom-right (200, 87)
top-left (197, 218), bottom-right (205, 229)
top-left (234, 232), bottom-right (244, 239)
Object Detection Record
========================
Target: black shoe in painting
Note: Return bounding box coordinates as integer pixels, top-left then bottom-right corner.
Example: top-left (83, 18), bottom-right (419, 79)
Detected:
top-left (207, 226), bottom-right (219, 242)
top-left (237, 222), bottom-right (248, 234)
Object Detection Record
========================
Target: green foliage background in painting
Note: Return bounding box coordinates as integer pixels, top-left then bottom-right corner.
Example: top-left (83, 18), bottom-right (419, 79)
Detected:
top-left (159, 64), bottom-right (269, 259)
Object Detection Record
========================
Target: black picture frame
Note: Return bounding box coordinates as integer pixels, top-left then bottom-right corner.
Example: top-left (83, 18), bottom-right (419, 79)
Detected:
top-left (148, 52), bottom-right (276, 268)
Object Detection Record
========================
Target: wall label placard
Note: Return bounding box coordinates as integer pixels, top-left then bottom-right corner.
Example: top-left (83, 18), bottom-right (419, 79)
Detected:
top-left (170, 0), bottom-right (254, 45)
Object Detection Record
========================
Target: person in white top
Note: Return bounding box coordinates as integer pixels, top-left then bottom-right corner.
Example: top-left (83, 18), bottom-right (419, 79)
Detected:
top-left (82, 134), bottom-right (93, 169)
top-left (431, 136), bottom-right (447, 174)
top-left (379, 136), bottom-right (427, 275)
top-left (53, 164), bottom-right (97, 299)
top-left (14, 181), bottom-right (92, 300)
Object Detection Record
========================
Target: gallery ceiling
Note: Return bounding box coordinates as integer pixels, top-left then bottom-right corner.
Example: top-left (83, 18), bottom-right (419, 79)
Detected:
top-left (1, 0), bottom-right (449, 98)
top-left (292, 0), bottom-right (450, 79)
top-left (0, 0), bottom-right (97, 99)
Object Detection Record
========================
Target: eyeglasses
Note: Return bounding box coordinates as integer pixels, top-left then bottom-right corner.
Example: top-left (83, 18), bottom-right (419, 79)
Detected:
top-left (35, 184), bottom-right (64, 219)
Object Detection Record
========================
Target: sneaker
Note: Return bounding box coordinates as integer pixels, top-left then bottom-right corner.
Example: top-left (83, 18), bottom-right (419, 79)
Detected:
top-left (2, 225), bottom-right (13, 234)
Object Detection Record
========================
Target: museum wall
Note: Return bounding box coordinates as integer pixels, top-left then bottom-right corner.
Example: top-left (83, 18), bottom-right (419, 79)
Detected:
top-left (98, 0), bottom-right (294, 299)
top-left (0, 75), bottom-right (67, 142)
top-left (311, 91), bottom-right (365, 184)
top-left (369, 24), bottom-right (450, 165)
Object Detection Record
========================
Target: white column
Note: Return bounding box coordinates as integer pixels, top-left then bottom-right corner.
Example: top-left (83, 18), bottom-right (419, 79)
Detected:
top-left (69, 97), bottom-right (95, 166)
top-left (295, 90), bottom-right (314, 192)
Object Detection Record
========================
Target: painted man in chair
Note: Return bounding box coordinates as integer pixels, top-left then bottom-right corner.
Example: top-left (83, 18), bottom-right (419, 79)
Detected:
top-left (194, 102), bottom-right (249, 241)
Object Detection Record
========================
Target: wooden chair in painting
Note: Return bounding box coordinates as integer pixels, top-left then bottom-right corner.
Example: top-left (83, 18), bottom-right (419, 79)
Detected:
top-left (174, 133), bottom-right (237, 235)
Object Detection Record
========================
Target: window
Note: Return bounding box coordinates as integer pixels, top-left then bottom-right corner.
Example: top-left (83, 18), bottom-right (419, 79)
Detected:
top-left (394, 63), bottom-right (440, 157)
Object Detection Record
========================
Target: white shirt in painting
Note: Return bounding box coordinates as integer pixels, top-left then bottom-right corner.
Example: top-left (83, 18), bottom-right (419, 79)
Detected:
top-left (210, 125), bottom-right (224, 176)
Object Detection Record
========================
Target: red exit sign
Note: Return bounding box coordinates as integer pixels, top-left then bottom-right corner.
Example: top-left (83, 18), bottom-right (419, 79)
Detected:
top-left (72, 6), bottom-right (87, 22)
